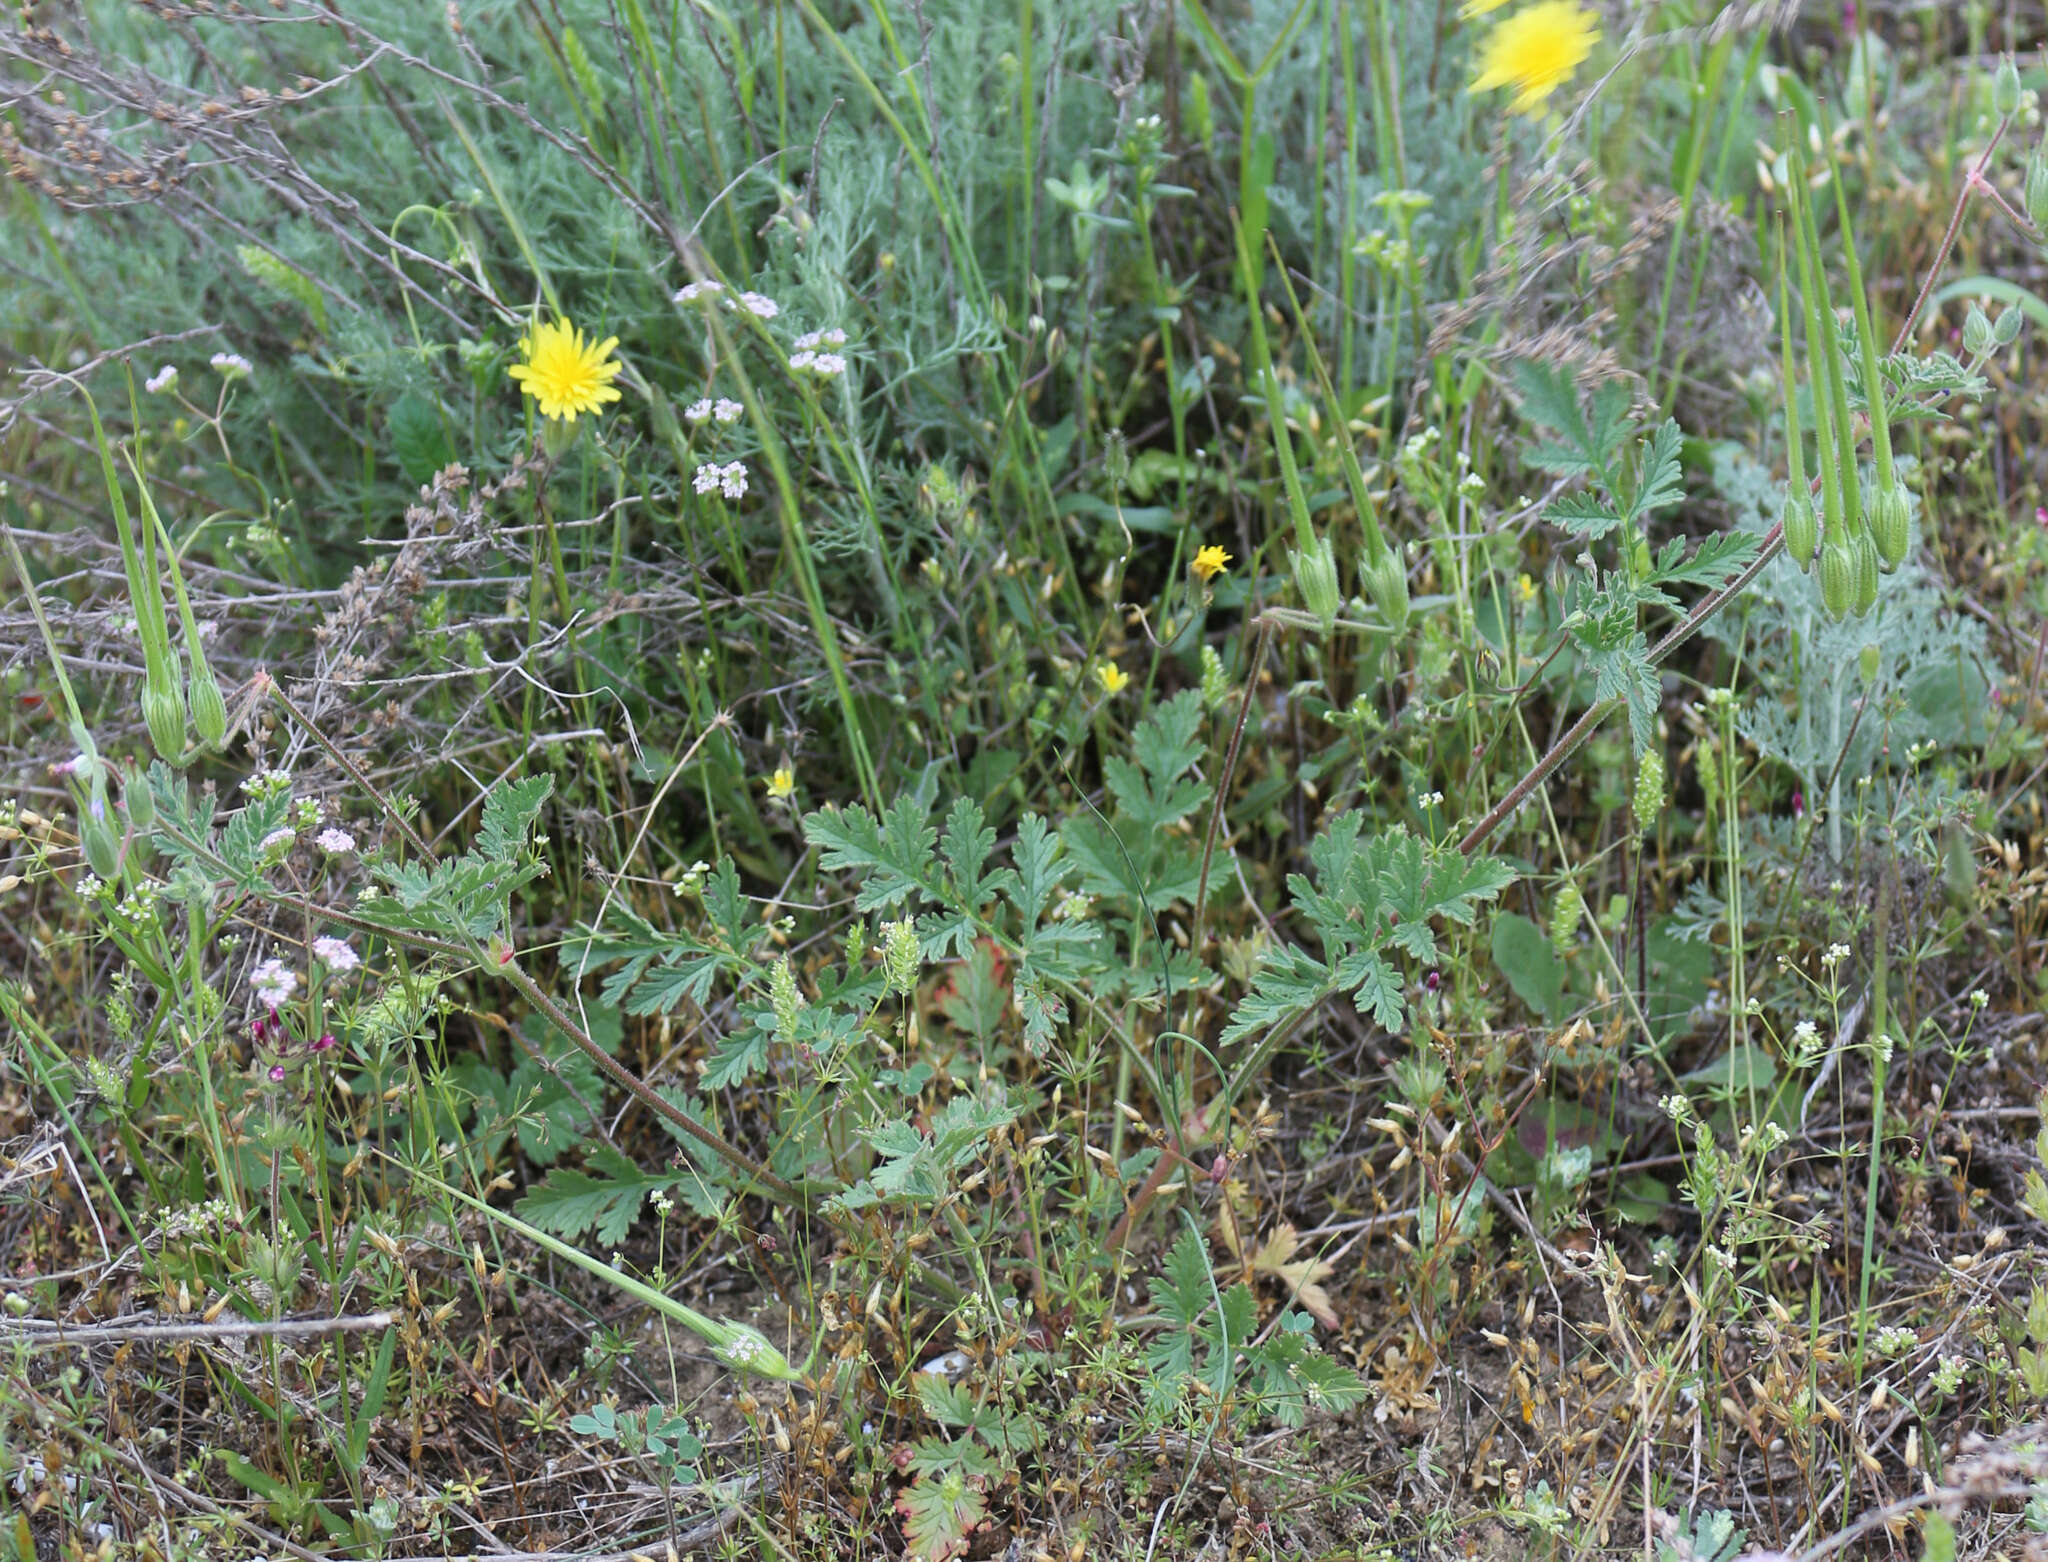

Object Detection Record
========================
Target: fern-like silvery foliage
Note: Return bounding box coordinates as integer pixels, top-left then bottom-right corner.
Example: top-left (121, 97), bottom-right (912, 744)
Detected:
top-left (1222, 816), bottom-right (1514, 1043)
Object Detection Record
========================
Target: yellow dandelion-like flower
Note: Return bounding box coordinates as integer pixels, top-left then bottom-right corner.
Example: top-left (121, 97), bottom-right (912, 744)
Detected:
top-left (1095, 662), bottom-right (1130, 696)
top-left (1190, 544), bottom-right (1233, 583)
top-left (1470, 2), bottom-right (1600, 116)
top-left (507, 318), bottom-right (624, 423)
top-left (765, 766), bottom-right (796, 801)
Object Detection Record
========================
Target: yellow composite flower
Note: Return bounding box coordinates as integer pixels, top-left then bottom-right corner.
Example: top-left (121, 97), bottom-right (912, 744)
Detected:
top-left (507, 318), bottom-right (624, 422)
top-left (1095, 662), bottom-right (1130, 696)
top-left (1190, 544), bottom-right (1233, 583)
top-left (1469, 1), bottom-right (1600, 116)
top-left (765, 766), bottom-right (796, 801)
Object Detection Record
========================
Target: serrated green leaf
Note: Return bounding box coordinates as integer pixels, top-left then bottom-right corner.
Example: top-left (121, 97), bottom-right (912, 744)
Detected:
top-left (388, 392), bottom-right (454, 485)
top-left (1626, 418), bottom-right (1685, 522)
top-left (478, 774), bottom-right (553, 862)
top-left (1547, 491), bottom-right (1626, 538)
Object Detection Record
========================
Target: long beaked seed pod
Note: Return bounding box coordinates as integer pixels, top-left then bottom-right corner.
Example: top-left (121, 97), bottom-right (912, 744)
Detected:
top-left (126, 450), bottom-right (224, 754)
top-left (1792, 140), bottom-right (1866, 545)
top-left (1852, 530), bottom-right (1880, 617)
top-left (1773, 214), bottom-right (1817, 570)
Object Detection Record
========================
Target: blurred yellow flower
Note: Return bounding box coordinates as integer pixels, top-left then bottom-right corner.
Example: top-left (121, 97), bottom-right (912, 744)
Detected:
top-left (1470, 1), bottom-right (1599, 115)
top-left (765, 766), bottom-right (796, 801)
top-left (1190, 544), bottom-right (1233, 583)
top-left (1095, 662), bottom-right (1130, 696)
top-left (507, 318), bottom-right (624, 422)
top-left (1514, 572), bottom-right (1538, 605)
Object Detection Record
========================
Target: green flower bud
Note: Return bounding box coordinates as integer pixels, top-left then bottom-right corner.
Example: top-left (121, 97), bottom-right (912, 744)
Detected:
top-left (1199, 643), bottom-right (1229, 710)
top-left (1290, 535), bottom-right (1342, 632)
top-left (1363, 546), bottom-right (1409, 631)
top-left (1858, 643), bottom-right (1882, 686)
top-left (2029, 154), bottom-right (2048, 232)
top-left (880, 917), bottom-right (921, 998)
top-left (1852, 530), bottom-right (1880, 617)
top-left (1820, 540), bottom-right (1854, 620)
top-left (1869, 482), bottom-right (1910, 570)
top-left (1995, 303), bottom-right (2025, 348)
top-left (1996, 56), bottom-right (2023, 118)
top-left (1634, 747), bottom-right (1665, 835)
top-left (768, 956), bottom-right (805, 1043)
top-left (141, 668), bottom-right (187, 764)
top-left (1781, 490), bottom-right (1819, 571)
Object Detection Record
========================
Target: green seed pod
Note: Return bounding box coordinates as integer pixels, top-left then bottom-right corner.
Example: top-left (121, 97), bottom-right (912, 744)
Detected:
top-left (1996, 56), bottom-right (2023, 118)
top-left (1782, 490), bottom-right (1819, 571)
top-left (2030, 153), bottom-right (2048, 232)
top-left (1363, 546), bottom-right (1410, 631)
top-left (1963, 305), bottom-right (1994, 359)
top-left (1858, 643), bottom-right (1882, 686)
top-left (80, 783), bottom-right (121, 881)
top-left (1549, 883), bottom-right (1585, 958)
top-left (1869, 482), bottom-right (1910, 570)
top-left (120, 761), bottom-right (156, 834)
top-left (1820, 541), bottom-right (1854, 620)
top-left (141, 668), bottom-right (187, 764)
top-left (188, 658), bottom-right (228, 750)
top-left (1633, 746), bottom-right (1665, 836)
top-left (1853, 530), bottom-right (1880, 617)
top-left (1995, 303), bottom-right (2025, 348)
top-left (1290, 535), bottom-right (1342, 633)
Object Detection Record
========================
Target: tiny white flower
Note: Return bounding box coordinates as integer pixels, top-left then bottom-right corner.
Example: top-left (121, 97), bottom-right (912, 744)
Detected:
top-left (787, 350), bottom-right (816, 371)
top-left (145, 365), bottom-right (179, 395)
top-left (719, 461), bottom-right (749, 500)
top-left (313, 936), bottom-right (359, 973)
top-left (810, 353), bottom-right (847, 377)
top-left (713, 397), bottom-right (743, 423)
top-left (736, 291), bottom-right (779, 319)
top-left (260, 826), bottom-right (297, 856)
top-left (693, 463), bottom-right (723, 496)
top-left (674, 280), bottom-right (723, 303)
top-left (684, 398), bottom-right (714, 423)
top-left (1791, 1019), bottom-right (1819, 1047)
top-left (316, 827), bottom-right (356, 855)
top-left (793, 329), bottom-right (822, 351)
top-left (250, 957), bottom-right (298, 1007)
top-left (1822, 942), bottom-right (1851, 968)
top-left (818, 327), bottom-right (847, 346)
top-left (210, 351), bottom-right (253, 379)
